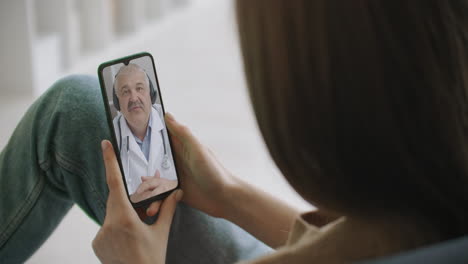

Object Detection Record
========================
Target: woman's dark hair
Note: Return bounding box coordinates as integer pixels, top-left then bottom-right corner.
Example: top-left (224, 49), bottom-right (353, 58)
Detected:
top-left (237, 0), bottom-right (468, 239)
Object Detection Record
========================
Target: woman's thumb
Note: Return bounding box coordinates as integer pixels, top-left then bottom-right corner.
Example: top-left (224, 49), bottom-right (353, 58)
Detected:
top-left (165, 113), bottom-right (199, 147)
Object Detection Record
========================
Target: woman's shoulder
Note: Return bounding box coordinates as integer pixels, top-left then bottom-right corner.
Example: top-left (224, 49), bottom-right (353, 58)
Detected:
top-left (241, 212), bottom-right (442, 264)
top-left (240, 213), bottom-right (346, 264)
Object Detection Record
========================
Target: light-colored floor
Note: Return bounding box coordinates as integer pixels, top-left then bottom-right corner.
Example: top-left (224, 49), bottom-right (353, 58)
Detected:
top-left (0, 1), bottom-right (313, 263)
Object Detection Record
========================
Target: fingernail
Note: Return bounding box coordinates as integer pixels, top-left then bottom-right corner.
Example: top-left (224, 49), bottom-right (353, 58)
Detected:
top-left (101, 140), bottom-right (109, 151)
top-left (166, 112), bottom-right (175, 121)
top-left (146, 207), bottom-right (153, 216)
top-left (175, 189), bottom-right (183, 201)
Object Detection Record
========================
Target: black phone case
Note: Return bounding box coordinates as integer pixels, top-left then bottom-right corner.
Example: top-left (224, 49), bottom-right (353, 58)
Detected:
top-left (97, 52), bottom-right (180, 208)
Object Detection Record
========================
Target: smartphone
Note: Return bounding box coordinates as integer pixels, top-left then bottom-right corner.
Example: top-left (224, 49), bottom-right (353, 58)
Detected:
top-left (98, 52), bottom-right (179, 208)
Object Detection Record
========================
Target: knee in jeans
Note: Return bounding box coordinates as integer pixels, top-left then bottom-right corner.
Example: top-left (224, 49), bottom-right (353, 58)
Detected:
top-left (48, 75), bottom-right (100, 102)
top-left (45, 75), bottom-right (107, 128)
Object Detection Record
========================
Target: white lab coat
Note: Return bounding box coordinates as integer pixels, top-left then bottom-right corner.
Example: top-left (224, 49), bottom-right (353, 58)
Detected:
top-left (113, 104), bottom-right (177, 195)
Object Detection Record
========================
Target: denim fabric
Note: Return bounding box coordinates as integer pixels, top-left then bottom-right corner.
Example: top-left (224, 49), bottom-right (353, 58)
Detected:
top-left (0, 75), bottom-right (271, 263)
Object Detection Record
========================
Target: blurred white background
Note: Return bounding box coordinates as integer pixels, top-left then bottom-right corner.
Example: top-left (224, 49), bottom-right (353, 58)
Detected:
top-left (0, 0), bottom-right (313, 263)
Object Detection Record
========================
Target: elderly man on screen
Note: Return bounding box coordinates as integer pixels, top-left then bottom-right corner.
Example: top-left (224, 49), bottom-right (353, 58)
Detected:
top-left (112, 63), bottom-right (177, 203)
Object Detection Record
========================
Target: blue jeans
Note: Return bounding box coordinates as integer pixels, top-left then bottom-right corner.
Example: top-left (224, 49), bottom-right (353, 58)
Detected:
top-left (0, 75), bottom-right (271, 263)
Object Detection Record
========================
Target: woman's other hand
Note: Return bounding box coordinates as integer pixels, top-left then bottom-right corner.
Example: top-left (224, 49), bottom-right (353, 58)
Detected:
top-left (165, 113), bottom-right (236, 218)
top-left (166, 114), bottom-right (302, 248)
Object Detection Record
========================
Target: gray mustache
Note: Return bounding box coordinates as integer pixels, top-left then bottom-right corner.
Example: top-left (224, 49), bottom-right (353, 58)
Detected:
top-left (128, 100), bottom-right (144, 109)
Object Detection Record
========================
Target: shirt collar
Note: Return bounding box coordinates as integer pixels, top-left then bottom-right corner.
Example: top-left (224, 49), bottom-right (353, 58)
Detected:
top-left (134, 112), bottom-right (152, 144)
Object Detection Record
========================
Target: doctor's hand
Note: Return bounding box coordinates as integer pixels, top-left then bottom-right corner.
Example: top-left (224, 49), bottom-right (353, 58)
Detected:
top-left (93, 140), bottom-right (183, 264)
top-left (130, 172), bottom-right (178, 203)
top-left (165, 113), bottom-right (237, 219)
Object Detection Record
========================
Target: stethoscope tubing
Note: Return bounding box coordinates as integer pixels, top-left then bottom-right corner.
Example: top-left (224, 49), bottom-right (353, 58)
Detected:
top-left (117, 108), bottom-right (168, 156)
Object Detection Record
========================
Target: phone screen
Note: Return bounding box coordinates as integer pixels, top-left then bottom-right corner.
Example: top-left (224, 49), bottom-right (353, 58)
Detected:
top-left (98, 52), bottom-right (179, 206)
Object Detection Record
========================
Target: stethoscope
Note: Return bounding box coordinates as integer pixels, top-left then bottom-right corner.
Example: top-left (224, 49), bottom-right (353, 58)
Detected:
top-left (117, 110), bottom-right (171, 171)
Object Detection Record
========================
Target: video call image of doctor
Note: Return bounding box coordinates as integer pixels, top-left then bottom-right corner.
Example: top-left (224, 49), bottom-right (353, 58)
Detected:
top-left (111, 63), bottom-right (177, 203)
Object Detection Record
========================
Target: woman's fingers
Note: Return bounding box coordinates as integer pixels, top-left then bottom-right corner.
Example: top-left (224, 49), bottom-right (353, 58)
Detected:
top-left (165, 113), bottom-right (201, 149)
top-left (146, 200), bottom-right (162, 217)
top-left (152, 190), bottom-right (183, 233)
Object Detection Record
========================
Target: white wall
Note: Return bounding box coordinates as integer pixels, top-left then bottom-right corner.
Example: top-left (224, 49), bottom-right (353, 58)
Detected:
top-left (0, 0), bottom-right (35, 94)
top-left (0, 0), bottom-right (191, 96)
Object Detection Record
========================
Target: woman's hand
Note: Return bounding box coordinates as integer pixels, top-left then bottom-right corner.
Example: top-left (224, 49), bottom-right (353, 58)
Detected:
top-left (165, 113), bottom-right (237, 218)
top-left (165, 114), bottom-right (302, 248)
top-left (93, 140), bottom-right (183, 264)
